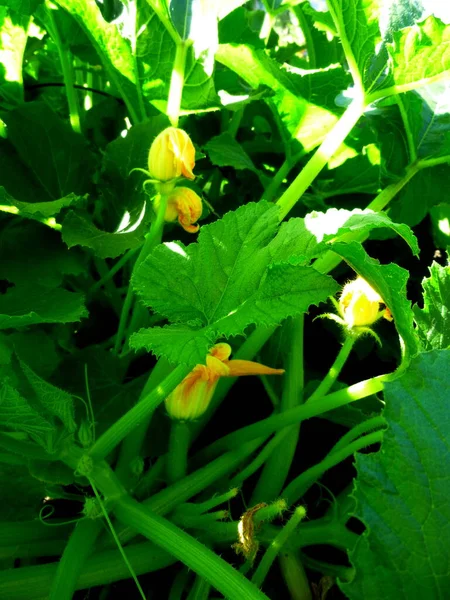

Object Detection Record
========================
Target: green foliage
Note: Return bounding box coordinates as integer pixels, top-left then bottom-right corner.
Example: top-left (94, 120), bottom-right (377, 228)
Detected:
top-left (341, 349), bottom-right (450, 599)
top-left (0, 1), bottom-right (450, 599)
top-left (131, 202), bottom-right (338, 365)
top-left (414, 256), bottom-right (450, 350)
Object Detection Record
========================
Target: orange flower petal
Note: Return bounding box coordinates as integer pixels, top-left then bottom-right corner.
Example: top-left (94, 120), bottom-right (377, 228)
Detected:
top-left (226, 360), bottom-right (285, 377)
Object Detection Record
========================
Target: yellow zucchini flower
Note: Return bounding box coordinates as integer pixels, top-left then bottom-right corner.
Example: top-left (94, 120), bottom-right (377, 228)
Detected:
top-left (154, 187), bottom-right (202, 233)
top-left (165, 343), bottom-right (285, 421)
top-left (148, 127), bottom-right (195, 183)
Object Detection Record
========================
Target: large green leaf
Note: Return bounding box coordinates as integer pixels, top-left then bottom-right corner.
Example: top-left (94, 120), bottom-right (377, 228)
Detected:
top-left (400, 85), bottom-right (450, 161)
top-left (341, 349), bottom-right (450, 599)
top-left (331, 241), bottom-right (420, 359)
top-left (61, 209), bottom-right (150, 259)
top-left (131, 202), bottom-right (338, 365)
top-left (0, 384), bottom-right (54, 448)
top-left (386, 15), bottom-right (450, 92)
top-left (20, 360), bottom-right (76, 433)
top-left (0, 220), bottom-right (84, 288)
top-left (265, 208), bottom-right (418, 267)
top-left (0, 187), bottom-right (83, 222)
top-left (0, 285), bottom-right (87, 329)
top-left (215, 43), bottom-right (350, 152)
top-left (2, 102), bottom-right (95, 200)
top-left (413, 257), bottom-right (450, 350)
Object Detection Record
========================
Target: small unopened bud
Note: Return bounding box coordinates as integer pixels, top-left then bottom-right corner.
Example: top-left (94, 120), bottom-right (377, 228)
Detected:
top-left (154, 187), bottom-right (202, 233)
top-left (148, 127), bottom-right (195, 182)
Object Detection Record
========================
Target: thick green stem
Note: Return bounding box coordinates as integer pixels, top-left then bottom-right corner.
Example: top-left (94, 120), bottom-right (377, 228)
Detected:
top-left (0, 540), bottom-right (175, 600)
top-left (46, 5), bottom-right (81, 134)
top-left (279, 551), bottom-right (312, 600)
top-left (167, 420), bottom-right (190, 483)
top-left (198, 376), bottom-right (385, 461)
top-left (252, 506), bottom-right (307, 589)
top-left (48, 519), bottom-right (103, 600)
top-left (114, 194), bottom-right (168, 354)
top-left (276, 98), bottom-right (365, 219)
top-left (230, 429), bottom-right (290, 487)
top-left (330, 415), bottom-right (387, 456)
top-left (251, 316), bottom-right (304, 503)
top-left (115, 358), bottom-right (173, 488)
top-left (117, 438), bottom-right (265, 545)
top-left (282, 430), bottom-right (384, 506)
top-left (167, 41), bottom-right (189, 127)
top-left (114, 495), bottom-right (270, 600)
top-left (187, 575), bottom-right (211, 600)
top-left (88, 363), bottom-right (191, 460)
top-left (127, 0), bottom-right (146, 121)
top-left (306, 336), bottom-right (356, 402)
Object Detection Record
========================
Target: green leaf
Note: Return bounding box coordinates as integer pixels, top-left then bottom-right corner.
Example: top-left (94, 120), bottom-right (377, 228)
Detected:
top-left (132, 202), bottom-right (338, 365)
top-left (413, 257), bottom-right (450, 350)
top-left (3, 102), bottom-right (96, 200)
top-left (387, 15), bottom-right (450, 90)
top-left (131, 324), bottom-right (215, 365)
top-left (215, 44), bottom-right (349, 152)
top-left (137, 1), bottom-right (219, 112)
top-left (1, 0), bottom-right (43, 14)
top-left (54, 0), bottom-right (141, 120)
top-left (314, 153), bottom-right (381, 198)
top-left (61, 209), bottom-right (150, 259)
top-left (293, 3), bottom-right (339, 69)
top-left (398, 85), bottom-right (450, 161)
top-left (389, 166), bottom-right (450, 227)
top-left (218, 6), bottom-right (264, 48)
top-left (340, 349), bottom-right (450, 599)
top-left (303, 208), bottom-right (419, 256)
top-left (0, 7), bottom-right (29, 108)
top-left (0, 220), bottom-right (84, 288)
top-left (0, 385), bottom-right (54, 448)
top-left (0, 186), bottom-right (83, 221)
top-left (0, 284), bottom-right (87, 329)
top-left (325, 0), bottom-right (382, 91)
top-left (267, 209), bottom-right (419, 265)
top-left (20, 361), bottom-right (76, 433)
top-left (28, 459), bottom-right (75, 485)
top-left (205, 132), bottom-right (259, 173)
top-left (331, 241), bottom-right (420, 359)
top-left (9, 330), bottom-right (59, 379)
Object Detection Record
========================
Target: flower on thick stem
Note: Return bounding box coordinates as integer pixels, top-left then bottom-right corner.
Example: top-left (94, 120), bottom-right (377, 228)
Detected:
top-left (321, 276), bottom-right (392, 345)
top-left (165, 343), bottom-right (285, 421)
top-left (153, 187), bottom-right (202, 233)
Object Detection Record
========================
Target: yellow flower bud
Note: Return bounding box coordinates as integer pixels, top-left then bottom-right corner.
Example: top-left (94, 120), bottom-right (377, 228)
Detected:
top-left (165, 343), bottom-right (284, 421)
top-left (154, 187), bottom-right (202, 233)
top-left (148, 127), bottom-right (195, 182)
top-left (339, 276), bottom-right (386, 328)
